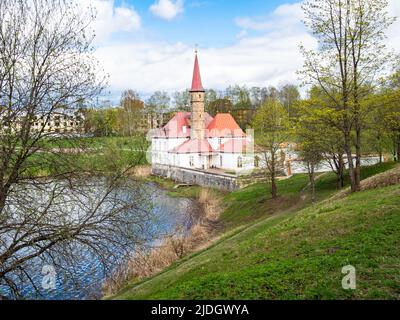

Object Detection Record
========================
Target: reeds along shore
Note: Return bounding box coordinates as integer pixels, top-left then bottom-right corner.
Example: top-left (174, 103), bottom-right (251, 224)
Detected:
top-left (102, 188), bottom-right (222, 297)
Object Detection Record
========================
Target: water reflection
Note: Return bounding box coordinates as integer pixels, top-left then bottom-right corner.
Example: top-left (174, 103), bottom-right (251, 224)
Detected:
top-left (0, 181), bottom-right (198, 300)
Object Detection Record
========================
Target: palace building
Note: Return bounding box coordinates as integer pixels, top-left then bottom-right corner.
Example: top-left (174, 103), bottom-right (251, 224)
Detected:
top-left (151, 52), bottom-right (255, 175)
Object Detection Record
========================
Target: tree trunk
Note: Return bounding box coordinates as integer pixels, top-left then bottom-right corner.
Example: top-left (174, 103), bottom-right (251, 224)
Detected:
top-left (338, 154), bottom-right (345, 189)
top-left (397, 133), bottom-right (400, 162)
top-left (309, 164), bottom-right (316, 203)
top-left (344, 133), bottom-right (357, 193)
top-left (270, 153), bottom-right (278, 199)
top-left (355, 126), bottom-right (362, 192)
top-left (271, 177), bottom-right (277, 199)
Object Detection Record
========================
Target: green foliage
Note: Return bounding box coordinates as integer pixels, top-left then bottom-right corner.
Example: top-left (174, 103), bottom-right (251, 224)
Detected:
top-left (112, 163), bottom-right (400, 300)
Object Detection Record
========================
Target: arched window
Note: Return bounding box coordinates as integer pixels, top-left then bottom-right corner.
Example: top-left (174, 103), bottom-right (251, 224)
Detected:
top-left (237, 156), bottom-right (243, 168)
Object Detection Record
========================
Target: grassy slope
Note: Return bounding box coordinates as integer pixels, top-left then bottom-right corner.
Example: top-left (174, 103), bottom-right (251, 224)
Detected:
top-left (113, 163), bottom-right (400, 300)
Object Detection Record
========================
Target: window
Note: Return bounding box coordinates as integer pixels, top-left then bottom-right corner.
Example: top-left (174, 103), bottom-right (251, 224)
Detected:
top-left (255, 156), bottom-right (260, 168)
top-left (237, 156), bottom-right (243, 168)
top-left (189, 156), bottom-right (195, 167)
top-left (220, 156), bottom-right (223, 168)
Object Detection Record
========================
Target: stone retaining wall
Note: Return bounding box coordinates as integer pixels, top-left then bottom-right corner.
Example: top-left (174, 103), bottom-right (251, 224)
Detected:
top-left (152, 164), bottom-right (240, 192)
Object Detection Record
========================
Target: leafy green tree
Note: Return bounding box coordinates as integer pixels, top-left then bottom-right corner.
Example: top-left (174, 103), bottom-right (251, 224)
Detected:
top-left (206, 98), bottom-right (233, 116)
top-left (301, 0), bottom-right (395, 192)
top-left (173, 90), bottom-right (190, 111)
top-left (298, 88), bottom-right (347, 188)
top-left (279, 84), bottom-right (300, 119)
top-left (253, 98), bottom-right (290, 199)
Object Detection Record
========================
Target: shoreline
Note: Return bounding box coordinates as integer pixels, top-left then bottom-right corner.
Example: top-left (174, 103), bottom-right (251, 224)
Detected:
top-left (103, 170), bottom-right (225, 298)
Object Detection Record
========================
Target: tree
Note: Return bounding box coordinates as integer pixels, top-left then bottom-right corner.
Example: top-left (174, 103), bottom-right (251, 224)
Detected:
top-left (297, 87), bottom-right (347, 188)
top-left (173, 90), bottom-right (190, 111)
top-left (293, 103), bottom-right (326, 201)
top-left (205, 89), bottom-right (218, 113)
top-left (299, 142), bottom-right (324, 203)
top-left (252, 98), bottom-right (290, 199)
top-left (206, 98), bottom-right (233, 116)
top-left (120, 90), bottom-right (145, 136)
top-left (279, 84), bottom-right (300, 119)
top-left (146, 91), bottom-right (170, 114)
top-left (226, 85), bottom-right (252, 110)
top-left (0, 0), bottom-right (152, 298)
top-left (301, 0), bottom-right (395, 192)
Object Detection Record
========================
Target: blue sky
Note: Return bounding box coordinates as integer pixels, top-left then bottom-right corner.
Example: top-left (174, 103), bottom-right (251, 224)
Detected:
top-left (112, 0), bottom-right (300, 47)
top-left (86, 0), bottom-right (400, 104)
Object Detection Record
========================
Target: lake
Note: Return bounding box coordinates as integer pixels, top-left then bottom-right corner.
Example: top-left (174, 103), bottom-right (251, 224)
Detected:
top-left (0, 181), bottom-right (199, 300)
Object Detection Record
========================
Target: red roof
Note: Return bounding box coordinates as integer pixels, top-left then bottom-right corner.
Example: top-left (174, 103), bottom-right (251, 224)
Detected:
top-left (170, 139), bottom-right (216, 154)
top-left (206, 114), bottom-right (245, 138)
top-left (157, 112), bottom-right (190, 138)
top-left (190, 53), bottom-right (204, 92)
top-left (154, 112), bottom-right (215, 138)
top-left (205, 113), bottom-right (214, 127)
top-left (219, 139), bottom-right (250, 153)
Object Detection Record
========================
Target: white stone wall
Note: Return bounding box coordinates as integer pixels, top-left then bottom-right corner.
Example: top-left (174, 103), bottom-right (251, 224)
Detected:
top-left (217, 153), bottom-right (255, 172)
top-left (289, 156), bottom-right (381, 175)
top-left (151, 136), bottom-right (256, 172)
top-left (152, 137), bottom-right (188, 166)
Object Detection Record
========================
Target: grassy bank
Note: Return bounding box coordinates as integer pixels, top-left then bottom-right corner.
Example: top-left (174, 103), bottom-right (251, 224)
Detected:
top-left (111, 162), bottom-right (400, 300)
top-left (23, 136), bottom-right (149, 177)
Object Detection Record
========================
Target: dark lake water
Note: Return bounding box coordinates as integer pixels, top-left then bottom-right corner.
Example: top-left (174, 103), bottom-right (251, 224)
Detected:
top-left (0, 182), bottom-right (198, 300)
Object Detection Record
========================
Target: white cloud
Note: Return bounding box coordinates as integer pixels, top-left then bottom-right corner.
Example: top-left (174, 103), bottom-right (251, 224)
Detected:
top-left (80, 0), bottom-right (141, 43)
top-left (95, 2), bottom-right (316, 98)
top-left (386, 0), bottom-right (400, 52)
top-left (93, 0), bottom-right (400, 102)
top-left (150, 0), bottom-right (184, 21)
top-left (235, 3), bottom-right (304, 32)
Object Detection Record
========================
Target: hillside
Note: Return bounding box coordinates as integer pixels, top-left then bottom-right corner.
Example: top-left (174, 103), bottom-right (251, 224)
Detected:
top-left (112, 163), bottom-right (400, 300)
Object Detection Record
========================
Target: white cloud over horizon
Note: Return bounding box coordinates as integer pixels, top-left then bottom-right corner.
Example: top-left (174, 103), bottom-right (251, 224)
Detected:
top-left (95, 2), bottom-right (315, 99)
top-left (150, 0), bottom-right (185, 21)
top-left (88, 0), bottom-right (400, 102)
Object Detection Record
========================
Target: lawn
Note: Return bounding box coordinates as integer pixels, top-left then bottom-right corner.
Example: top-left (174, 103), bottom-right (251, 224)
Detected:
top-left (111, 162), bottom-right (400, 300)
top-left (23, 136), bottom-right (149, 177)
top-left (37, 135), bottom-right (150, 151)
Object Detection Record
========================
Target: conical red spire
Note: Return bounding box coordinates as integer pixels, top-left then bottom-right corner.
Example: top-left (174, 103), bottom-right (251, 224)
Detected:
top-left (190, 52), bottom-right (204, 92)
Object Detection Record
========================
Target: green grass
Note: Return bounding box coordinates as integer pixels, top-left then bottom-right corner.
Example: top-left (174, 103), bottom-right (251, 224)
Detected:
top-left (37, 136), bottom-right (150, 150)
top-left (112, 162), bottom-right (400, 300)
top-left (21, 136), bottom-right (150, 177)
top-left (222, 162), bottom-right (398, 229)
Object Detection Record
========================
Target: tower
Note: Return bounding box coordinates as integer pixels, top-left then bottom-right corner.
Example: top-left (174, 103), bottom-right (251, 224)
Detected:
top-left (190, 51), bottom-right (205, 140)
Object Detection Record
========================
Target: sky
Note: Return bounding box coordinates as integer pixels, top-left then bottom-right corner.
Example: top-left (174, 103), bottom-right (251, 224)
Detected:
top-left (84, 0), bottom-right (400, 104)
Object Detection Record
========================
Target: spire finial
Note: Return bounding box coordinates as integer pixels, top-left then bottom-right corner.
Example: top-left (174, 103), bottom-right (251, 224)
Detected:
top-left (195, 43), bottom-right (198, 54)
top-left (190, 47), bottom-right (204, 92)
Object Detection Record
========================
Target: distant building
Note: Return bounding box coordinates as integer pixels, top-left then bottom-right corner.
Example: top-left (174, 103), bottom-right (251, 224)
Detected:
top-left (151, 52), bottom-right (255, 174)
top-left (30, 113), bottom-right (85, 135)
top-left (1, 112), bottom-right (85, 136)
